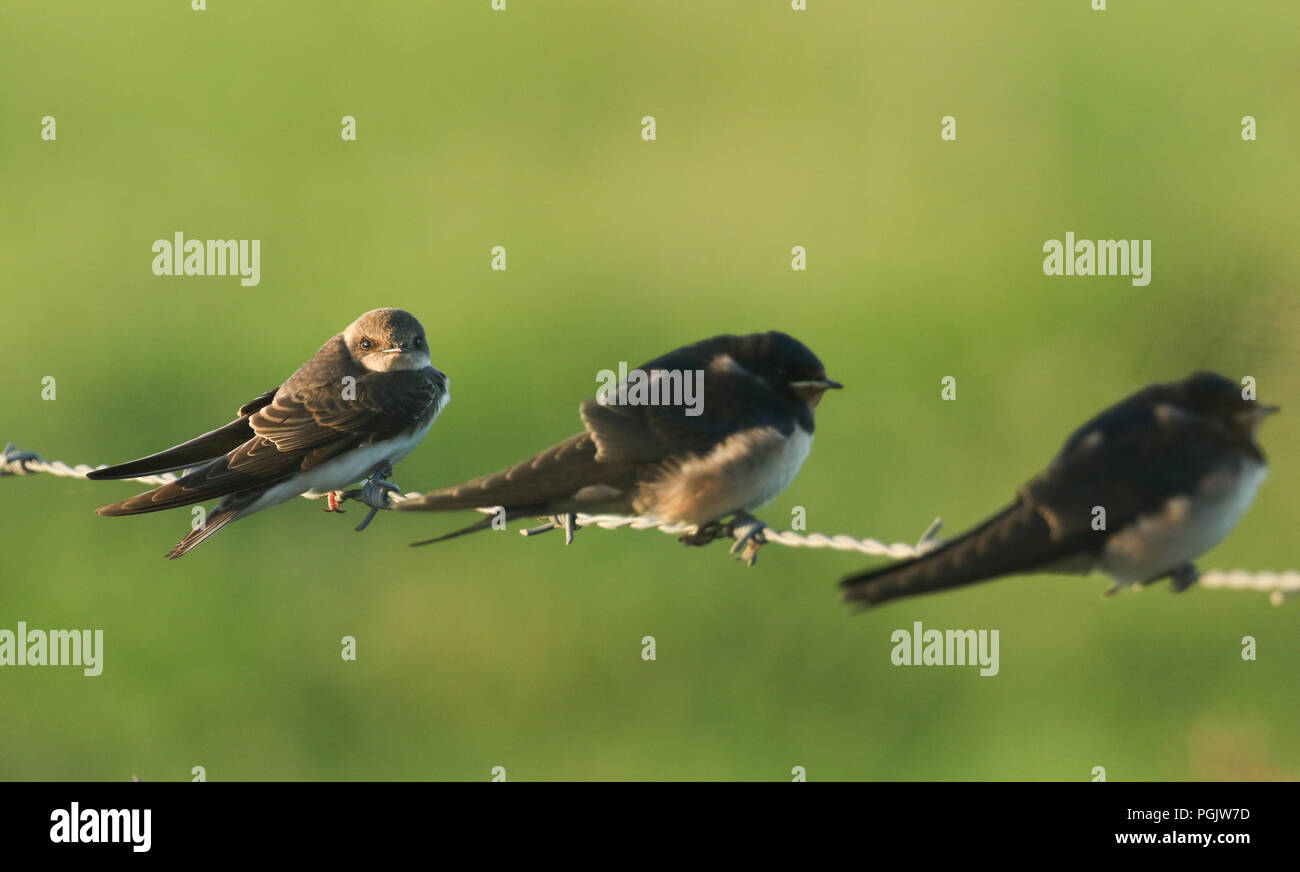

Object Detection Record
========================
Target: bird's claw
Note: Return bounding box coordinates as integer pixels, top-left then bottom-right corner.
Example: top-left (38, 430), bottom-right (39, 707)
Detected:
top-left (325, 490), bottom-right (347, 513)
top-left (727, 513), bottom-right (768, 567)
top-left (678, 520), bottom-right (727, 547)
top-left (677, 513), bottom-right (768, 566)
top-left (1169, 563), bottom-right (1199, 593)
top-left (1103, 564), bottom-right (1199, 598)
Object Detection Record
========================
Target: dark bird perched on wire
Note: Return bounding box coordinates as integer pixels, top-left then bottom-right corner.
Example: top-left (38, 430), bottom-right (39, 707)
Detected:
top-left (398, 331), bottom-right (841, 563)
top-left (88, 308), bottom-right (448, 558)
top-left (840, 372), bottom-right (1277, 607)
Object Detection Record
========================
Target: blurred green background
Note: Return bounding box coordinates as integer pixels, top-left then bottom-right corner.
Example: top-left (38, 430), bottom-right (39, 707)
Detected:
top-left (2, 1), bottom-right (1297, 781)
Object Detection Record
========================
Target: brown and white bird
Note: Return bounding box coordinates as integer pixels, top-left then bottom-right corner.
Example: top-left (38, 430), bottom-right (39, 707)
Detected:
top-left (88, 308), bottom-right (448, 558)
top-left (840, 372), bottom-right (1277, 607)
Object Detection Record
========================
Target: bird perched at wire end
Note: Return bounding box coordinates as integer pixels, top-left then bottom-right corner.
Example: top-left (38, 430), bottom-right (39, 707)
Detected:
top-left (840, 372), bottom-right (1277, 607)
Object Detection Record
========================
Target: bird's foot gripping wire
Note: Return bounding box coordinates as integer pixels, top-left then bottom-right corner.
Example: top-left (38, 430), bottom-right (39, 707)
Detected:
top-left (726, 512), bottom-right (768, 566)
top-left (677, 520), bottom-right (727, 548)
top-left (1168, 562), bottom-right (1200, 593)
top-left (677, 511), bottom-right (769, 566)
top-left (325, 491), bottom-right (347, 513)
top-left (1105, 563), bottom-right (1200, 597)
top-left (352, 462), bottom-right (400, 532)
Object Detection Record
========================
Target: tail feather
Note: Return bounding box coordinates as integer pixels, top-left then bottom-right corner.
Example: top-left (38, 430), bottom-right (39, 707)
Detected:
top-left (95, 449), bottom-right (291, 516)
top-left (399, 433), bottom-right (635, 546)
top-left (409, 506), bottom-right (548, 546)
top-left (95, 463), bottom-right (236, 516)
top-left (839, 501), bottom-right (1076, 607)
top-left (164, 507), bottom-right (243, 559)
top-left (397, 433), bottom-right (630, 515)
top-left (96, 482), bottom-right (199, 517)
top-left (86, 415), bottom-right (260, 481)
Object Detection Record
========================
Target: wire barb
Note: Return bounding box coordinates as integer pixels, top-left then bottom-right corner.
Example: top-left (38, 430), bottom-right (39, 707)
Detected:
top-left (5, 441), bottom-right (1296, 604)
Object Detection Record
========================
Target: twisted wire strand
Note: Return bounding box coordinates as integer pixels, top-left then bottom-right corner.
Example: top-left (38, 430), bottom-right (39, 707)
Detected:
top-left (520, 511), bottom-right (945, 560)
top-left (1, 445), bottom-right (181, 487)
top-left (4, 442), bottom-right (1295, 603)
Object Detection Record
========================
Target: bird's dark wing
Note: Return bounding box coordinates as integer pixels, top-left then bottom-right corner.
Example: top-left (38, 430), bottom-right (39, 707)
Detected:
top-left (578, 346), bottom-right (798, 463)
top-left (86, 388), bottom-right (278, 480)
top-left (95, 369), bottom-right (443, 516)
top-left (1021, 401), bottom-right (1240, 543)
top-left (840, 403), bottom-right (1240, 606)
top-left (400, 349), bottom-right (791, 516)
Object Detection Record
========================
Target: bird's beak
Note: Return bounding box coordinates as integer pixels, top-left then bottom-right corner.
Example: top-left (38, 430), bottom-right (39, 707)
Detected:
top-left (790, 377), bottom-right (843, 408)
top-left (381, 346), bottom-right (403, 354)
top-left (1236, 403), bottom-right (1279, 431)
top-left (791, 378), bottom-right (844, 391)
top-left (1242, 403), bottom-right (1280, 418)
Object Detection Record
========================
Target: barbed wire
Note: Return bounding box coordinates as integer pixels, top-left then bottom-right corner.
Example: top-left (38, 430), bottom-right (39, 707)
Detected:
top-left (4, 442), bottom-right (1296, 604)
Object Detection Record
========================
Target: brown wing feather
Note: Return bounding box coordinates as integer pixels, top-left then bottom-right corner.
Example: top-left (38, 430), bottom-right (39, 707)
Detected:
top-left (95, 368), bottom-right (443, 516)
top-left (86, 388), bottom-right (277, 480)
top-left (399, 433), bottom-right (636, 514)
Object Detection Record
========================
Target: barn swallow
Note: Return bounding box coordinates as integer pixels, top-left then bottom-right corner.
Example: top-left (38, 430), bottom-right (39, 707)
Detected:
top-left (87, 308), bottom-right (448, 558)
top-left (840, 372), bottom-right (1277, 606)
top-left (397, 331), bottom-right (841, 562)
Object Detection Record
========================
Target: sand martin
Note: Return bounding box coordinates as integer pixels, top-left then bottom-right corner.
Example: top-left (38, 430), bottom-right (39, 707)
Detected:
top-left (88, 308), bottom-right (448, 558)
top-left (840, 372), bottom-right (1277, 606)
top-left (397, 331), bottom-right (841, 561)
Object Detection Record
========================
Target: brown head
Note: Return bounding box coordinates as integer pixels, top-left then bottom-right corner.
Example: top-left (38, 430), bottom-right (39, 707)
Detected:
top-left (343, 308), bottom-right (432, 372)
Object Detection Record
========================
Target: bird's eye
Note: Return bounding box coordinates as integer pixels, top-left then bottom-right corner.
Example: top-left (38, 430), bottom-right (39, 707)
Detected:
top-left (413, 337), bottom-right (423, 349)
top-left (360, 338), bottom-right (372, 350)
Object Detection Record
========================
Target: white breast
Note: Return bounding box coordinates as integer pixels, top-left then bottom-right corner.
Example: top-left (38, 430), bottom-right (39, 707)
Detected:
top-left (636, 425), bottom-right (813, 525)
top-left (1098, 456), bottom-right (1266, 585)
